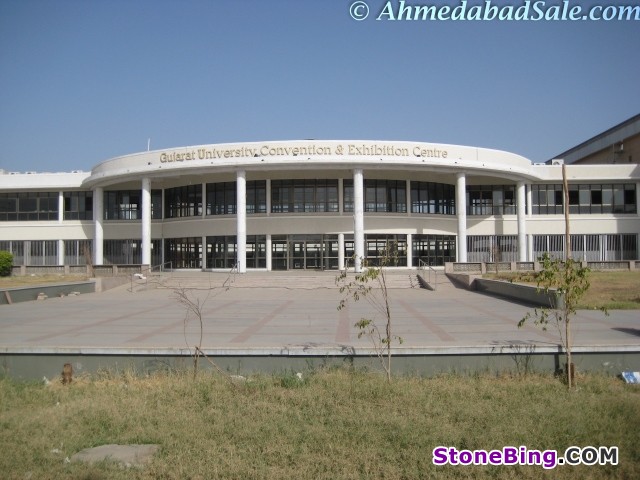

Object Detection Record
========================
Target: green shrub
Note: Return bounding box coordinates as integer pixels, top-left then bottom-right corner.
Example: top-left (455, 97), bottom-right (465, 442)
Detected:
top-left (0, 250), bottom-right (13, 276)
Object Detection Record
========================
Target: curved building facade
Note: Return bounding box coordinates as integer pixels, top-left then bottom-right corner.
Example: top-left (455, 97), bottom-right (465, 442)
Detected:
top-left (1, 139), bottom-right (639, 272)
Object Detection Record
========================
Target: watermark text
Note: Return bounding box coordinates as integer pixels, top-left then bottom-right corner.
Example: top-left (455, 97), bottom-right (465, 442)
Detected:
top-left (432, 445), bottom-right (619, 469)
top-left (349, 1), bottom-right (640, 21)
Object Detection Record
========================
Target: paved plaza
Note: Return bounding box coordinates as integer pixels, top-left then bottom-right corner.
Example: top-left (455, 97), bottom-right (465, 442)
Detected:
top-left (1, 276), bottom-right (638, 356)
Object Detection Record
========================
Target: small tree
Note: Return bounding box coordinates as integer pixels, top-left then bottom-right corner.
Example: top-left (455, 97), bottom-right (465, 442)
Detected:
top-left (518, 253), bottom-right (602, 388)
top-left (172, 266), bottom-right (238, 380)
top-left (336, 245), bottom-right (402, 382)
top-left (0, 251), bottom-right (13, 277)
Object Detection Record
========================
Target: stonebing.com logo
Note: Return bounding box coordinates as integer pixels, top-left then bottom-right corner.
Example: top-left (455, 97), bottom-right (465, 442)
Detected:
top-left (349, 0), bottom-right (640, 21)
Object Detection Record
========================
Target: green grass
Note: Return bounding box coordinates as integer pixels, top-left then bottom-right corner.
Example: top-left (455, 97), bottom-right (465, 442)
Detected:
top-left (1, 369), bottom-right (639, 479)
top-left (484, 270), bottom-right (640, 309)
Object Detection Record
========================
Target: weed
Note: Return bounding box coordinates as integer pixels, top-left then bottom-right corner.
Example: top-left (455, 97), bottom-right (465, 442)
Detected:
top-left (1, 369), bottom-right (638, 479)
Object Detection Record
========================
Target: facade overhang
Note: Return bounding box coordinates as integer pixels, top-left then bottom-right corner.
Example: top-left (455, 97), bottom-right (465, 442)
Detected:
top-left (82, 140), bottom-right (537, 188)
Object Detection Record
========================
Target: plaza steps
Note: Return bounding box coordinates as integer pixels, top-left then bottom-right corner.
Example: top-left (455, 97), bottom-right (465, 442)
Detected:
top-left (147, 270), bottom-right (424, 290)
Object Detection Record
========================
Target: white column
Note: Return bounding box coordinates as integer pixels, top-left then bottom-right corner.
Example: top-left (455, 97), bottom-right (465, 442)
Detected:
top-left (161, 188), bottom-right (165, 219)
top-left (202, 183), bottom-right (207, 218)
top-left (266, 179), bottom-right (271, 215)
top-left (58, 191), bottom-right (64, 223)
top-left (58, 239), bottom-right (65, 265)
top-left (141, 178), bottom-right (151, 266)
top-left (517, 181), bottom-right (527, 262)
top-left (406, 233), bottom-right (413, 268)
top-left (58, 191), bottom-right (64, 265)
top-left (236, 170), bottom-right (247, 273)
top-left (353, 169), bottom-right (365, 272)
top-left (456, 173), bottom-right (467, 262)
top-left (93, 187), bottom-right (103, 265)
top-left (406, 180), bottom-right (411, 216)
top-left (338, 233), bottom-right (345, 270)
top-left (266, 234), bottom-right (272, 271)
top-left (201, 235), bottom-right (207, 270)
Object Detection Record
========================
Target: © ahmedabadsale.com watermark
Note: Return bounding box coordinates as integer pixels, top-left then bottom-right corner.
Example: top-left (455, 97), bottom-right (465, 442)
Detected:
top-left (432, 445), bottom-right (619, 470)
top-left (349, 0), bottom-right (640, 21)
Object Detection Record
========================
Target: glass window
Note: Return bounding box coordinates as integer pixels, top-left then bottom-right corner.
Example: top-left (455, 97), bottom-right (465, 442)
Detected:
top-left (206, 182), bottom-right (236, 215)
top-left (466, 185), bottom-right (516, 216)
top-left (343, 180), bottom-right (354, 212)
top-left (364, 234), bottom-right (407, 266)
top-left (104, 190), bottom-right (161, 220)
top-left (164, 237), bottom-right (202, 268)
top-left (271, 179), bottom-right (339, 213)
top-left (164, 185), bottom-right (202, 218)
top-left (64, 191), bottom-right (93, 220)
top-left (0, 192), bottom-right (58, 221)
top-left (363, 180), bottom-right (406, 213)
top-left (531, 183), bottom-right (635, 215)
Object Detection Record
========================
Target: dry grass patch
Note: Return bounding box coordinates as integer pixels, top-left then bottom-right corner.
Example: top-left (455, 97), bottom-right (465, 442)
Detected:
top-left (578, 271), bottom-right (640, 309)
top-left (484, 270), bottom-right (640, 309)
top-left (1, 369), bottom-right (639, 479)
top-left (0, 274), bottom-right (89, 288)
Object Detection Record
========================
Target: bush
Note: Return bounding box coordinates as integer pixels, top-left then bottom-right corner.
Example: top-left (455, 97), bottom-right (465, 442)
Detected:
top-left (0, 250), bottom-right (13, 276)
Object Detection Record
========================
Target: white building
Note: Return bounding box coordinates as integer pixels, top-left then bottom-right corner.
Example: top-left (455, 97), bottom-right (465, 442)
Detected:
top-left (1, 118), bottom-right (639, 272)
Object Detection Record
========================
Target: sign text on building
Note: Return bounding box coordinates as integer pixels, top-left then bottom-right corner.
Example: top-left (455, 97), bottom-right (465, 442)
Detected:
top-left (159, 143), bottom-right (448, 163)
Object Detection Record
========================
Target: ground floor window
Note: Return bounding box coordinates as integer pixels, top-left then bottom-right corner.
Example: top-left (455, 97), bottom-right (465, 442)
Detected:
top-left (28, 240), bottom-right (58, 266)
top-left (271, 234), bottom-right (339, 270)
top-left (164, 238), bottom-right (200, 269)
top-left (104, 239), bottom-right (161, 265)
top-left (467, 235), bottom-right (518, 263)
top-left (64, 240), bottom-right (92, 265)
top-left (205, 235), bottom-right (267, 269)
top-left (290, 234), bottom-right (339, 270)
top-left (0, 240), bottom-right (56, 266)
top-left (413, 235), bottom-right (457, 266)
top-left (0, 240), bottom-right (24, 265)
top-left (364, 234), bottom-right (407, 267)
top-left (533, 234), bottom-right (638, 261)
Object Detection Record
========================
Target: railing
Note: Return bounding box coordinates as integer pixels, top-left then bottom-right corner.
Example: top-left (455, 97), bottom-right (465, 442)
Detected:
top-left (417, 259), bottom-right (439, 290)
top-left (222, 261), bottom-right (240, 289)
top-left (150, 261), bottom-right (173, 273)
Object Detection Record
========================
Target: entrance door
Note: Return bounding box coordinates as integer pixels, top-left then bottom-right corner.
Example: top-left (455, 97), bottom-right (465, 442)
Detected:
top-left (271, 235), bottom-right (339, 270)
top-left (272, 237), bottom-right (288, 270)
top-left (291, 239), bottom-right (305, 269)
top-left (306, 238), bottom-right (322, 269)
top-left (289, 235), bottom-right (325, 270)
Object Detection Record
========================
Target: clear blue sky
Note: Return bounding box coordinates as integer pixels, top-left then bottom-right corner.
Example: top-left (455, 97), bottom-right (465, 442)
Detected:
top-left (1, 0), bottom-right (639, 172)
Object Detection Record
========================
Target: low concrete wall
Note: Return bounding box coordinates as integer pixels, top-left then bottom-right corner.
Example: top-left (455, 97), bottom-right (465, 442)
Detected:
top-left (446, 273), bottom-right (481, 290)
top-left (474, 278), bottom-right (561, 308)
top-left (2, 348), bottom-right (638, 380)
top-left (0, 281), bottom-right (96, 305)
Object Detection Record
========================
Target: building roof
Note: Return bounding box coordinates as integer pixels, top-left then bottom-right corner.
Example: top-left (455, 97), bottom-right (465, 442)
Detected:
top-left (549, 113), bottom-right (640, 164)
